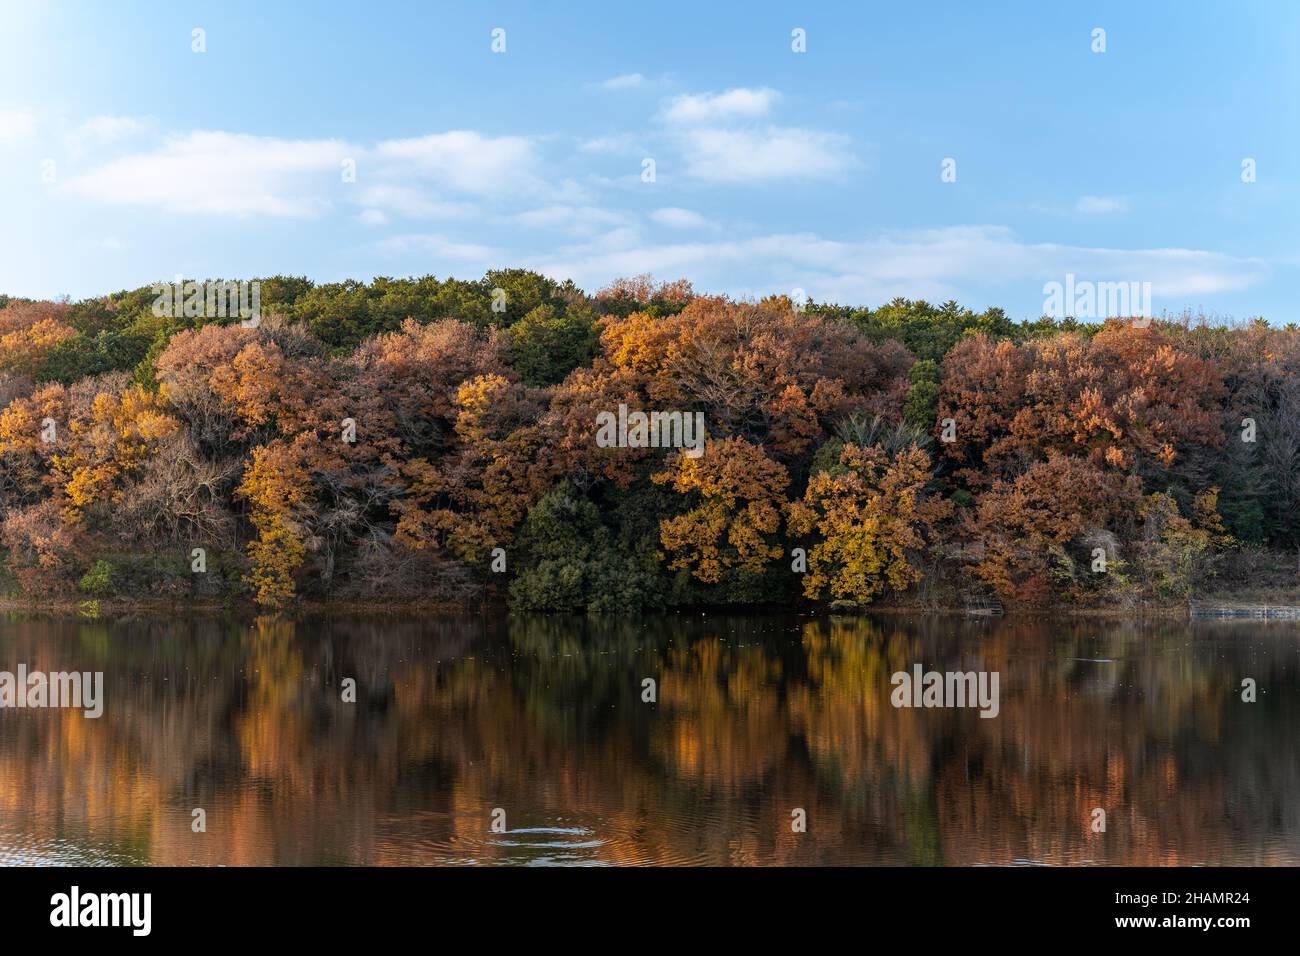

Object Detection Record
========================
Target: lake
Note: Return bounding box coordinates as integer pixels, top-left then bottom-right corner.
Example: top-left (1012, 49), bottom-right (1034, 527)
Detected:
top-left (0, 611), bottom-right (1296, 866)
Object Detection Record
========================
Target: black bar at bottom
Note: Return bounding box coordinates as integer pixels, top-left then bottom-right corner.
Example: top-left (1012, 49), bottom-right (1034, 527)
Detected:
top-left (0, 866), bottom-right (1279, 942)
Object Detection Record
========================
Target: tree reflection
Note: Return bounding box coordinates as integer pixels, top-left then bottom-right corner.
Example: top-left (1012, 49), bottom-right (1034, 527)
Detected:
top-left (0, 612), bottom-right (1295, 865)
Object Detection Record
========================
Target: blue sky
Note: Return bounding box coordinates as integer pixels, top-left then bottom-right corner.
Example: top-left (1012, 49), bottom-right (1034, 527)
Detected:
top-left (2, 0), bottom-right (1296, 321)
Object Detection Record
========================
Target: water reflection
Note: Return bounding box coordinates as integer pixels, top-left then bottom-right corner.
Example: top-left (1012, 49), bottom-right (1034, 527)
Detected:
top-left (0, 611), bottom-right (1295, 866)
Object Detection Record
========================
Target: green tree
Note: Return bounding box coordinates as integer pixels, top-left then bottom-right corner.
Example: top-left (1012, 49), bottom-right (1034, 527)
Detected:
top-left (509, 483), bottom-right (664, 612)
top-left (902, 359), bottom-right (940, 432)
top-left (506, 304), bottom-right (600, 386)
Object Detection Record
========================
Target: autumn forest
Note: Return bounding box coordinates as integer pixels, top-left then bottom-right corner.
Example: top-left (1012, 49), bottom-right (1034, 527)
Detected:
top-left (0, 272), bottom-right (1294, 613)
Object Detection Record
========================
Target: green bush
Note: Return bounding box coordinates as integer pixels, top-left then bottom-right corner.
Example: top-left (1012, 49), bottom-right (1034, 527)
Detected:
top-left (510, 482), bottom-right (668, 613)
top-left (78, 560), bottom-right (116, 597)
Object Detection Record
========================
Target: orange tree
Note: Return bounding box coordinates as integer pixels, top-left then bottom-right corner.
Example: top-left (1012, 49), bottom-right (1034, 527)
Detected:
top-left (938, 322), bottom-right (1225, 487)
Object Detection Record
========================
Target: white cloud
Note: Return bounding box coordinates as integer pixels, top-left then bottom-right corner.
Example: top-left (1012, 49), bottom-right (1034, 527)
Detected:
top-left (514, 204), bottom-right (627, 235)
top-left (73, 115), bottom-right (150, 143)
top-left (528, 225), bottom-right (1268, 310)
top-left (0, 108), bottom-right (36, 143)
top-left (354, 183), bottom-right (478, 220)
top-left (64, 115), bottom-right (153, 160)
top-left (661, 87), bottom-right (777, 125)
top-left (650, 207), bottom-right (712, 229)
top-left (1076, 195), bottom-right (1128, 214)
top-left (374, 130), bottom-right (540, 195)
top-left (602, 73), bottom-right (645, 90)
top-left (580, 133), bottom-right (641, 155)
top-left (656, 87), bottom-right (857, 183)
top-left (678, 126), bottom-right (856, 182)
top-left (63, 131), bottom-right (352, 217)
top-left (63, 127), bottom-right (547, 218)
top-left (371, 233), bottom-right (498, 262)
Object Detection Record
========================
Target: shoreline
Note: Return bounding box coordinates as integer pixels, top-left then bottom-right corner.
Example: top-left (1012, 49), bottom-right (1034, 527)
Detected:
top-left (2, 595), bottom-right (1296, 621)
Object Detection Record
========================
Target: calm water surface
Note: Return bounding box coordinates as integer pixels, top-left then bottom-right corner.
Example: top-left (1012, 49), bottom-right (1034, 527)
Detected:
top-left (0, 611), bottom-right (1296, 866)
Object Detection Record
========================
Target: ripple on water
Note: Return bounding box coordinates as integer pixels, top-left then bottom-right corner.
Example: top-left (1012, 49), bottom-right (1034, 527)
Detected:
top-left (380, 813), bottom-right (716, 866)
top-left (0, 833), bottom-right (139, 867)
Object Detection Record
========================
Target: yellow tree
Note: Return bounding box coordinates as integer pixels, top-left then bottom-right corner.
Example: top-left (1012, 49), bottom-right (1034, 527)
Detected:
top-left (56, 385), bottom-right (180, 520)
top-left (787, 443), bottom-right (950, 604)
top-left (0, 318), bottom-right (77, 377)
top-left (237, 440), bottom-right (312, 607)
top-left (1135, 487), bottom-right (1234, 600)
top-left (652, 437), bottom-right (789, 583)
top-left (0, 383), bottom-right (68, 494)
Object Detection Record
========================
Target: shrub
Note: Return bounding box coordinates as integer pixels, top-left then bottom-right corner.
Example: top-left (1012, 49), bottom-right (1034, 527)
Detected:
top-left (78, 559), bottom-right (116, 597)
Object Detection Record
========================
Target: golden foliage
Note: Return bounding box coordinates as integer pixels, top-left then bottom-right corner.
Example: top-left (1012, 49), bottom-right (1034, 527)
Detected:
top-left (787, 444), bottom-right (950, 603)
top-left (55, 385), bottom-right (180, 518)
top-left (237, 441), bottom-right (312, 606)
top-left (653, 437), bottom-right (789, 583)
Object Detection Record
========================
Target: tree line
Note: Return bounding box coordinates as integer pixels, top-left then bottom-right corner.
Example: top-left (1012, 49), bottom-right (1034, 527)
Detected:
top-left (0, 271), bottom-right (1294, 611)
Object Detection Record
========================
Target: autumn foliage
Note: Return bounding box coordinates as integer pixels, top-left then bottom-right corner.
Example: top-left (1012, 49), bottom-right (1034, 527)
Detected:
top-left (653, 437), bottom-right (790, 583)
top-left (788, 444), bottom-right (950, 604)
top-left (0, 274), bottom-right (1288, 610)
top-left (938, 325), bottom-right (1224, 484)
